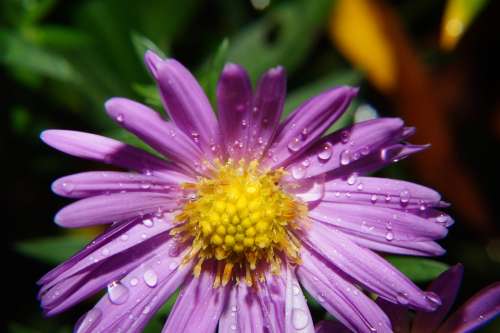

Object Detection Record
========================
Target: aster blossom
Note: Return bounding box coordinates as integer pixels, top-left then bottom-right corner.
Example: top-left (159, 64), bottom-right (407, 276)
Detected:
top-left (316, 264), bottom-right (500, 333)
top-left (38, 50), bottom-right (453, 333)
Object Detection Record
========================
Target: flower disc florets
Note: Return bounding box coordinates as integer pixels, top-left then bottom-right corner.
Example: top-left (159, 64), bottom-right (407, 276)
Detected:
top-left (172, 159), bottom-right (307, 287)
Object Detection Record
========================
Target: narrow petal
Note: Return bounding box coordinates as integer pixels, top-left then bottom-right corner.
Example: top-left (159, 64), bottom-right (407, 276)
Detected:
top-left (297, 246), bottom-right (392, 333)
top-left (39, 214), bottom-right (175, 294)
top-left (42, 231), bottom-right (176, 315)
top-left (248, 66), bottom-right (287, 158)
top-left (218, 283), bottom-right (240, 333)
top-left (309, 202), bottom-right (448, 242)
top-left (152, 54), bottom-right (220, 156)
top-left (54, 192), bottom-right (179, 227)
top-left (162, 262), bottom-right (229, 333)
top-left (283, 118), bottom-right (404, 180)
top-left (40, 130), bottom-right (184, 179)
top-left (76, 244), bottom-right (191, 333)
top-left (216, 63), bottom-right (253, 160)
top-left (376, 298), bottom-right (411, 333)
top-left (300, 222), bottom-right (441, 311)
top-left (437, 282), bottom-right (500, 333)
top-left (264, 86), bottom-right (357, 168)
top-left (319, 176), bottom-right (443, 210)
top-left (345, 235), bottom-right (446, 257)
top-left (412, 264), bottom-right (464, 333)
top-left (255, 272), bottom-right (287, 333)
top-left (285, 265), bottom-right (315, 333)
top-left (105, 97), bottom-right (206, 173)
top-left (52, 171), bottom-right (186, 199)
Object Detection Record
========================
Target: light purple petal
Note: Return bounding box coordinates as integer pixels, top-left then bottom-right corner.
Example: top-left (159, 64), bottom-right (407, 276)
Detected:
top-left (263, 86), bottom-right (357, 168)
top-left (54, 192), bottom-right (180, 227)
top-left (437, 282), bottom-right (500, 333)
top-left (39, 214), bottom-right (176, 294)
top-left (42, 230), bottom-right (176, 315)
top-left (248, 66), bottom-right (287, 159)
top-left (216, 63), bottom-right (253, 160)
top-left (148, 52), bottom-right (220, 156)
top-left (75, 243), bottom-right (192, 333)
top-left (343, 235), bottom-right (445, 257)
top-left (162, 262), bottom-right (229, 333)
top-left (412, 264), bottom-right (464, 333)
top-left (40, 130), bottom-right (186, 179)
top-left (52, 171), bottom-right (186, 199)
top-left (297, 246), bottom-right (392, 333)
top-left (376, 298), bottom-right (410, 333)
top-left (285, 265), bottom-right (315, 333)
top-left (318, 176), bottom-right (443, 210)
top-left (105, 97), bottom-right (207, 174)
top-left (315, 320), bottom-right (352, 333)
top-left (300, 221), bottom-right (441, 311)
top-left (309, 202), bottom-right (448, 243)
top-left (256, 271), bottom-right (287, 333)
top-left (283, 118), bottom-right (405, 180)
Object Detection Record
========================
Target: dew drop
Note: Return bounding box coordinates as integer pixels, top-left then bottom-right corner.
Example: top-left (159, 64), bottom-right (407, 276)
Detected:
top-left (341, 130), bottom-right (350, 144)
top-left (370, 194), bottom-right (378, 203)
top-left (142, 218), bottom-right (154, 228)
top-left (107, 281), bottom-right (129, 305)
top-left (168, 262), bottom-right (177, 270)
top-left (143, 305), bottom-right (151, 314)
top-left (62, 182), bottom-right (75, 194)
top-left (287, 137), bottom-right (302, 152)
top-left (436, 215), bottom-right (449, 224)
top-left (120, 234), bottom-right (129, 241)
top-left (143, 269), bottom-right (158, 287)
top-left (347, 174), bottom-right (357, 185)
top-left (291, 308), bottom-right (309, 330)
top-left (301, 158), bottom-right (310, 168)
top-left (357, 183), bottom-right (364, 191)
top-left (291, 165), bottom-right (305, 180)
top-left (230, 324), bottom-right (237, 330)
top-left (400, 189), bottom-right (411, 204)
top-left (101, 248), bottom-right (110, 256)
top-left (396, 292), bottom-right (409, 305)
top-left (340, 150), bottom-right (351, 165)
top-left (130, 278), bottom-right (139, 286)
top-left (76, 308), bottom-right (102, 333)
top-left (318, 143), bottom-right (332, 161)
top-left (385, 231), bottom-right (394, 241)
top-left (301, 127), bottom-right (309, 138)
top-left (361, 146), bottom-right (370, 156)
top-left (241, 119), bottom-right (248, 128)
top-left (292, 285), bottom-right (301, 296)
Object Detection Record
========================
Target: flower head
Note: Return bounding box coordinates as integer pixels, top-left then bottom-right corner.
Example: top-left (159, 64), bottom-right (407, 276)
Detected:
top-left (317, 264), bottom-right (500, 333)
top-left (39, 50), bottom-right (452, 332)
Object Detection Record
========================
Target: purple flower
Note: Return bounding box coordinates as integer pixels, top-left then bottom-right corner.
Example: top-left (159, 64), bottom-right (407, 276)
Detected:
top-left (38, 50), bottom-right (452, 333)
top-left (316, 264), bottom-right (500, 333)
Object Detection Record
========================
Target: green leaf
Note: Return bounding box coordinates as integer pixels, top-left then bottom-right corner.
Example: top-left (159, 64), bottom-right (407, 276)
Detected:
top-left (133, 83), bottom-right (163, 108)
top-left (16, 234), bottom-right (93, 264)
top-left (386, 256), bottom-right (449, 283)
top-left (227, 0), bottom-right (332, 81)
top-left (131, 31), bottom-right (167, 62)
top-left (106, 128), bottom-right (164, 158)
top-left (198, 38), bottom-right (230, 109)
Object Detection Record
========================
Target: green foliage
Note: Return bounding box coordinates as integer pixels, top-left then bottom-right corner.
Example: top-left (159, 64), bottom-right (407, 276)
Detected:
top-left (16, 234), bottom-right (92, 264)
top-left (386, 256), bottom-right (449, 283)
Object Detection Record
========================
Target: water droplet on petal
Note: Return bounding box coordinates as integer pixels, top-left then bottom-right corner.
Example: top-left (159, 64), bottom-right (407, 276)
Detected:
top-left (62, 182), bottom-right (75, 194)
top-left (291, 165), bottom-right (305, 180)
top-left (142, 218), bottom-right (154, 228)
top-left (288, 137), bottom-right (302, 152)
top-left (76, 308), bottom-right (102, 333)
top-left (120, 234), bottom-right (129, 241)
top-left (301, 159), bottom-right (310, 168)
top-left (370, 194), bottom-right (378, 203)
top-left (291, 308), bottom-right (309, 330)
top-left (107, 281), bottom-right (129, 305)
top-left (129, 278), bottom-right (139, 286)
top-left (396, 292), bottom-right (409, 305)
top-left (168, 262), bottom-right (177, 270)
top-left (400, 189), bottom-right (411, 204)
top-left (341, 130), bottom-right (350, 144)
top-left (241, 119), bottom-right (248, 128)
top-left (318, 143), bottom-right (332, 161)
top-left (340, 150), bottom-right (351, 165)
top-left (292, 284), bottom-right (301, 296)
top-left (347, 174), bottom-right (357, 185)
top-left (143, 269), bottom-right (158, 287)
top-left (385, 231), bottom-right (394, 241)
top-left (116, 114), bottom-right (124, 123)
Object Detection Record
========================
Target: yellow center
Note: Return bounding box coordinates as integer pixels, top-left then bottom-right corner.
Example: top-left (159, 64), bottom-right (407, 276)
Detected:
top-left (172, 159), bottom-right (307, 287)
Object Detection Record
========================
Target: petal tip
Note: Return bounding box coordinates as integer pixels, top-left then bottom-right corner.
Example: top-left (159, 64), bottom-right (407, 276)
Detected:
top-left (144, 50), bottom-right (164, 78)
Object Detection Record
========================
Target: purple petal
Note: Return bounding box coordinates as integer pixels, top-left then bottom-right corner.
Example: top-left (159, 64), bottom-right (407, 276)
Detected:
top-left (54, 192), bottom-right (179, 227)
top-left (52, 171), bottom-right (186, 199)
top-left (376, 298), bottom-right (410, 333)
top-left (76, 244), bottom-right (191, 333)
top-left (105, 97), bottom-right (206, 173)
top-left (412, 264), bottom-right (464, 333)
top-left (151, 54), bottom-right (220, 156)
top-left (263, 86), bottom-right (357, 168)
top-left (40, 130), bottom-right (186, 179)
top-left (216, 63), bottom-right (253, 160)
top-left (42, 230), bottom-right (177, 315)
top-left (300, 221), bottom-right (441, 311)
top-left (39, 214), bottom-right (175, 294)
top-left (319, 176), bottom-right (443, 210)
top-left (162, 262), bottom-right (229, 332)
top-left (315, 320), bottom-right (352, 333)
top-left (309, 202), bottom-right (448, 243)
top-left (437, 282), bottom-right (500, 333)
top-left (297, 246), bottom-right (392, 333)
top-left (248, 66), bottom-right (287, 159)
top-left (255, 272), bottom-right (287, 333)
top-left (284, 265), bottom-right (314, 333)
top-left (344, 235), bottom-right (446, 257)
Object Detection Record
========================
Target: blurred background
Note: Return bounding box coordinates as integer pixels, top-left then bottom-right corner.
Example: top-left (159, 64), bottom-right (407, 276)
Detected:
top-left (2, 0), bottom-right (499, 331)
